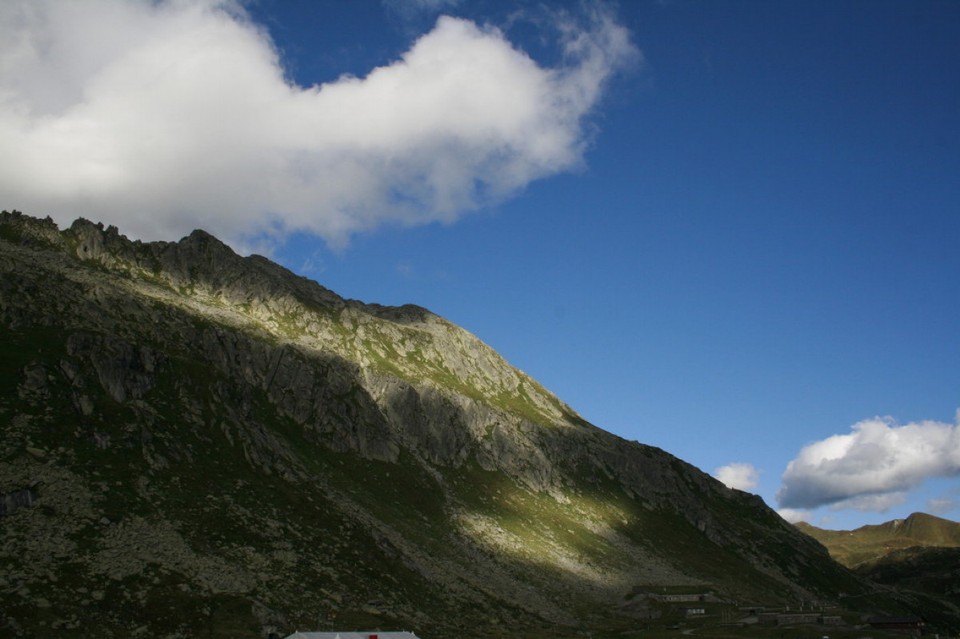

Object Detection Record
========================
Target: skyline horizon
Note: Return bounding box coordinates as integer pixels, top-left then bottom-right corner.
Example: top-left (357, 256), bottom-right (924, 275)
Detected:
top-left (2, 0), bottom-right (958, 532)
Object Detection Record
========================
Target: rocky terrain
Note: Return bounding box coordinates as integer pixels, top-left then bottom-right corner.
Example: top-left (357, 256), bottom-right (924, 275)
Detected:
top-left (0, 210), bottom-right (923, 638)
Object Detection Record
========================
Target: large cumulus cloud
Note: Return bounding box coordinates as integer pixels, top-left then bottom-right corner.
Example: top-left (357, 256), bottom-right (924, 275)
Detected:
top-left (0, 0), bottom-right (637, 249)
top-left (777, 413), bottom-right (960, 510)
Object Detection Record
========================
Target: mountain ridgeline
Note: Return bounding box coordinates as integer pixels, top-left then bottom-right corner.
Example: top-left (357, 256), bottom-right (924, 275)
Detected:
top-left (0, 211), bottom-right (908, 637)
top-left (797, 512), bottom-right (960, 569)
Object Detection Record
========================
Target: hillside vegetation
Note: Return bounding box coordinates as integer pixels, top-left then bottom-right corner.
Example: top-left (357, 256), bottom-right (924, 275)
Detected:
top-left (796, 512), bottom-right (960, 568)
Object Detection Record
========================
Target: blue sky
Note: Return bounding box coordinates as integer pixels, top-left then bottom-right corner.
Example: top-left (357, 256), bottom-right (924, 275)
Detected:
top-left (2, 0), bottom-right (959, 530)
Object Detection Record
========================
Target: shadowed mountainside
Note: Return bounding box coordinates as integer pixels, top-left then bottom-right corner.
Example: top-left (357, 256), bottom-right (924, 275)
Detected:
top-left (0, 210), bottom-right (924, 638)
top-left (797, 513), bottom-right (960, 628)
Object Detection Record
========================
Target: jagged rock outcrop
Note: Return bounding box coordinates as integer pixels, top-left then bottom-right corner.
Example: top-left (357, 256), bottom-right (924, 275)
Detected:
top-left (0, 483), bottom-right (40, 517)
top-left (0, 211), bottom-right (898, 638)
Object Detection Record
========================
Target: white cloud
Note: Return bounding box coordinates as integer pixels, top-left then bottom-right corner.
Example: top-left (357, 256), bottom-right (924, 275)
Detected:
top-left (0, 0), bottom-right (638, 250)
top-left (927, 497), bottom-right (957, 515)
top-left (777, 508), bottom-right (812, 524)
top-left (383, 0), bottom-right (462, 15)
top-left (298, 250), bottom-right (326, 277)
top-left (829, 492), bottom-right (907, 513)
top-left (777, 413), bottom-right (960, 511)
top-left (714, 462), bottom-right (760, 491)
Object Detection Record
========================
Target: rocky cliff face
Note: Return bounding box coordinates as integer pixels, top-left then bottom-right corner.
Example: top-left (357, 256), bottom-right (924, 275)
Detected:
top-left (1, 211), bottom-right (879, 638)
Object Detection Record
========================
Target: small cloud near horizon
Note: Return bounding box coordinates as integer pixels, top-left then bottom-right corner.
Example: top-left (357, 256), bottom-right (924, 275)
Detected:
top-left (927, 497), bottom-right (957, 515)
top-left (714, 462), bottom-right (760, 492)
top-left (0, 0), bottom-right (638, 253)
top-left (829, 492), bottom-right (907, 513)
top-left (777, 411), bottom-right (960, 513)
top-left (777, 508), bottom-right (811, 524)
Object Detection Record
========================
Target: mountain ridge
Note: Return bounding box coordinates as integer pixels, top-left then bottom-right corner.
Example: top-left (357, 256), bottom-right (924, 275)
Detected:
top-left (0, 210), bottom-right (924, 637)
top-left (797, 512), bottom-right (960, 568)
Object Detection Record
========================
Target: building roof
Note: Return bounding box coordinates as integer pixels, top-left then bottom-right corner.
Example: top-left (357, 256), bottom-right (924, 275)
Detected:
top-left (867, 616), bottom-right (924, 625)
top-left (285, 632), bottom-right (421, 639)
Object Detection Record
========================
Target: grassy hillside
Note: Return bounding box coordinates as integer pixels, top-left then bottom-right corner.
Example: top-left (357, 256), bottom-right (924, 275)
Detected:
top-left (797, 512), bottom-right (960, 568)
top-left (796, 513), bottom-right (960, 631)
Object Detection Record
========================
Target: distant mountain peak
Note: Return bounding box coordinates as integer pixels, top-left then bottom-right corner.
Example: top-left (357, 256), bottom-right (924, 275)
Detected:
top-left (796, 511), bottom-right (960, 567)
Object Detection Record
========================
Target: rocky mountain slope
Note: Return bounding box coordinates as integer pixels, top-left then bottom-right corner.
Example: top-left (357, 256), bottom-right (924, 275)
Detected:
top-left (0, 211), bottom-right (912, 638)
